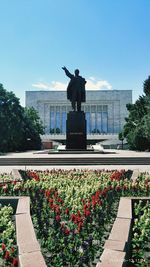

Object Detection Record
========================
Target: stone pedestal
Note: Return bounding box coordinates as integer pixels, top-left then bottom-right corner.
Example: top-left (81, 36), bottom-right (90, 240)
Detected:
top-left (66, 111), bottom-right (87, 150)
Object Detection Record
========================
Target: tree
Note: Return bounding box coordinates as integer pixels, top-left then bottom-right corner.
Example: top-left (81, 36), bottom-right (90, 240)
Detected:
top-left (22, 107), bottom-right (44, 150)
top-left (24, 107), bottom-right (44, 135)
top-left (121, 76), bottom-right (150, 151)
top-left (143, 76), bottom-right (150, 95)
top-left (0, 84), bottom-right (44, 152)
top-left (0, 84), bottom-right (24, 151)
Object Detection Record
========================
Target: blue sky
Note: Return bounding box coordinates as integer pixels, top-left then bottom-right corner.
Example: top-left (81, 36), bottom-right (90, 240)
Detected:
top-left (0, 0), bottom-right (150, 106)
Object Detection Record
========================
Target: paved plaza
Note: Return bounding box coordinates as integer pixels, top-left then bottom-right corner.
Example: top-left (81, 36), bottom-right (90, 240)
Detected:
top-left (0, 149), bottom-right (150, 173)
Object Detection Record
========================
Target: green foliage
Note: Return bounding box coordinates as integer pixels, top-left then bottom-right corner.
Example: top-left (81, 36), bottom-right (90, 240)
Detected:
top-left (50, 128), bottom-right (61, 134)
top-left (126, 125), bottom-right (150, 151)
top-left (132, 200), bottom-right (150, 266)
top-left (143, 75), bottom-right (150, 95)
top-left (121, 76), bottom-right (150, 151)
top-left (91, 128), bottom-right (101, 134)
top-left (118, 132), bottom-right (124, 141)
top-left (0, 204), bottom-right (18, 266)
top-left (0, 84), bottom-right (44, 152)
top-left (23, 107), bottom-right (44, 150)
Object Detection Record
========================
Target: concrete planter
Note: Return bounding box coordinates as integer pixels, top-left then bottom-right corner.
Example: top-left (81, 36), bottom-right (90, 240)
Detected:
top-left (0, 197), bottom-right (46, 267)
top-left (12, 169), bottom-right (23, 181)
top-left (96, 196), bottom-right (150, 267)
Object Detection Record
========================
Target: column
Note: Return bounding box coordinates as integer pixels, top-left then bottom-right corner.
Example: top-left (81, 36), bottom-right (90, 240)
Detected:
top-left (37, 101), bottom-right (45, 131)
top-left (44, 103), bottom-right (50, 134)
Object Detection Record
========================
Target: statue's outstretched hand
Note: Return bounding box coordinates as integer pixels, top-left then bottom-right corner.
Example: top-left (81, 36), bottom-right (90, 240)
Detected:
top-left (62, 66), bottom-right (66, 70)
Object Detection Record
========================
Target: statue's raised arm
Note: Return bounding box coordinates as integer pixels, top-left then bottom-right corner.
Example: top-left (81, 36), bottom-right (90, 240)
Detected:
top-left (62, 66), bottom-right (73, 79)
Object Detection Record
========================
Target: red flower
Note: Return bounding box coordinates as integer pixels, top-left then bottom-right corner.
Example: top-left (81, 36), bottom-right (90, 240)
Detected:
top-left (58, 198), bottom-right (63, 204)
top-left (116, 186), bottom-right (121, 191)
top-left (2, 243), bottom-right (6, 251)
top-left (92, 200), bottom-right (96, 208)
top-left (110, 170), bottom-right (124, 181)
top-left (123, 185), bottom-right (127, 190)
top-left (76, 216), bottom-right (81, 223)
top-left (71, 213), bottom-right (76, 222)
top-left (84, 210), bottom-right (90, 217)
top-left (49, 198), bottom-right (53, 203)
top-left (45, 190), bottom-right (50, 198)
top-left (51, 203), bottom-right (56, 210)
top-left (55, 206), bottom-right (60, 214)
top-left (83, 204), bottom-right (88, 210)
top-left (13, 257), bottom-right (18, 266)
top-left (28, 171), bottom-right (40, 181)
top-left (97, 200), bottom-right (101, 206)
top-left (146, 183), bottom-right (149, 191)
top-left (5, 250), bottom-right (10, 261)
top-left (145, 178), bottom-right (149, 191)
top-left (65, 208), bottom-right (69, 215)
top-left (77, 210), bottom-right (81, 217)
top-left (55, 191), bottom-right (58, 197)
top-left (55, 215), bottom-right (61, 221)
top-left (77, 221), bottom-right (83, 233)
top-left (11, 246), bottom-right (15, 253)
top-left (3, 184), bottom-right (8, 192)
top-left (64, 228), bottom-right (70, 235)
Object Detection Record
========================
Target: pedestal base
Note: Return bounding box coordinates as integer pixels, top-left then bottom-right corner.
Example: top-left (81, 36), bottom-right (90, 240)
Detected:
top-left (66, 111), bottom-right (87, 150)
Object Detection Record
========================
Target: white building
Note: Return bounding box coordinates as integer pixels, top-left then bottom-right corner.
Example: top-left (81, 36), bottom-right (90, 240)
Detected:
top-left (26, 90), bottom-right (132, 142)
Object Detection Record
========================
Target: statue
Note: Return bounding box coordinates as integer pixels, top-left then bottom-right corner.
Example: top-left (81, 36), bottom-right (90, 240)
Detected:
top-left (62, 66), bottom-right (86, 112)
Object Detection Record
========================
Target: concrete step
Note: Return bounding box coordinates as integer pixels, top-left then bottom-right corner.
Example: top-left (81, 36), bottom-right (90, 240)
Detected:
top-left (0, 157), bottom-right (150, 165)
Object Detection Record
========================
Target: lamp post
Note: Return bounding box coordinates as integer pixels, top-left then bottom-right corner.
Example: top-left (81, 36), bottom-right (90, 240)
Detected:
top-left (118, 132), bottom-right (124, 150)
top-left (120, 137), bottom-right (124, 150)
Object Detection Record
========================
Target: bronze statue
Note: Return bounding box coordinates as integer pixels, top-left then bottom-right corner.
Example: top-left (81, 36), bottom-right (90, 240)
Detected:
top-left (62, 66), bottom-right (86, 111)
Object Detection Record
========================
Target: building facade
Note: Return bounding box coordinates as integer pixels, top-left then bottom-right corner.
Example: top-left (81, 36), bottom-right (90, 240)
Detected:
top-left (26, 90), bottom-right (132, 135)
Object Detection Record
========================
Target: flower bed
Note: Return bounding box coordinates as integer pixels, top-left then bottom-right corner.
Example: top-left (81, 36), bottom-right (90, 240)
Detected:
top-left (0, 204), bottom-right (18, 266)
top-left (0, 169), bottom-right (149, 266)
top-left (132, 199), bottom-right (150, 267)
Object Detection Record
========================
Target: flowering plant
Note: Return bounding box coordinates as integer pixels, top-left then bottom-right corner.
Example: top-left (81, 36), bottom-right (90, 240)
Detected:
top-left (132, 200), bottom-right (150, 267)
top-left (0, 204), bottom-right (18, 266)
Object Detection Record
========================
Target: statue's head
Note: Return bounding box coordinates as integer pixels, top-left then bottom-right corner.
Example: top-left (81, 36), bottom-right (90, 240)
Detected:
top-left (74, 69), bottom-right (79, 76)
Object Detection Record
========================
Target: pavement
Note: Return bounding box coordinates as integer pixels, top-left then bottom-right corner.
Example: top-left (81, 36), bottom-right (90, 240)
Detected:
top-left (1, 149), bottom-right (150, 158)
top-left (0, 149), bottom-right (150, 173)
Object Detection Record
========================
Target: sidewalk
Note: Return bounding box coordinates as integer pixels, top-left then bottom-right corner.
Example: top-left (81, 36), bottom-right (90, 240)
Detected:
top-left (0, 149), bottom-right (150, 173)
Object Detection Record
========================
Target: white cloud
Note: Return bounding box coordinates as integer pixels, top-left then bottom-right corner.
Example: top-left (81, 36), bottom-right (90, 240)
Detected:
top-left (32, 82), bottom-right (50, 89)
top-left (51, 81), bottom-right (67, 90)
top-left (32, 81), bottom-right (67, 90)
top-left (86, 78), bottom-right (112, 90)
top-left (89, 76), bottom-right (96, 81)
top-left (32, 77), bottom-right (112, 91)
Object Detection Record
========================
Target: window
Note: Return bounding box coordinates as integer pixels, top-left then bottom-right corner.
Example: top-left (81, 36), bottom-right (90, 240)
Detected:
top-left (62, 112), bottom-right (67, 133)
top-left (85, 112), bottom-right (90, 133)
top-left (50, 111), bottom-right (55, 133)
top-left (91, 112), bottom-right (96, 132)
top-left (97, 112), bottom-right (102, 133)
top-left (56, 112), bottom-right (61, 133)
top-left (102, 111), bottom-right (108, 133)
